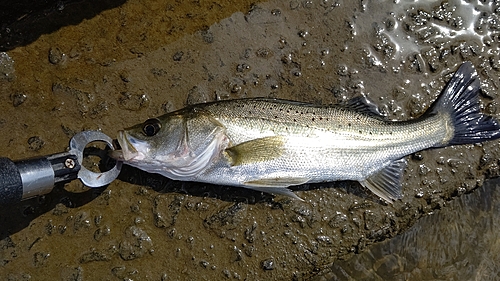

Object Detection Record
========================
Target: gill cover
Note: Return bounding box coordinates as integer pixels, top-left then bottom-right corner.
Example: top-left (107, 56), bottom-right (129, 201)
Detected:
top-left (120, 109), bottom-right (228, 179)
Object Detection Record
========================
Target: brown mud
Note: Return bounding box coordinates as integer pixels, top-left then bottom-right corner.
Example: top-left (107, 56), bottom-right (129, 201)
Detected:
top-left (0, 0), bottom-right (499, 280)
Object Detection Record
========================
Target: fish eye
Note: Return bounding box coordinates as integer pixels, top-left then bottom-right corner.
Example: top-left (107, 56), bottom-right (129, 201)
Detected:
top-left (142, 118), bottom-right (161, 136)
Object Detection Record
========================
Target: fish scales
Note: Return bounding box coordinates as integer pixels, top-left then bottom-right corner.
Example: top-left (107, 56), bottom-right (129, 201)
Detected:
top-left (200, 98), bottom-right (449, 154)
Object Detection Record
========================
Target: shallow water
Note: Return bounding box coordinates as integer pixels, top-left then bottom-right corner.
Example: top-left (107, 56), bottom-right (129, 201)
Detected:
top-left (316, 177), bottom-right (500, 280)
top-left (0, 0), bottom-right (499, 280)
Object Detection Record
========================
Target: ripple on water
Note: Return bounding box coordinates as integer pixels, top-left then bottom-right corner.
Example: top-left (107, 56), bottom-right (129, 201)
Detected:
top-left (320, 177), bottom-right (500, 280)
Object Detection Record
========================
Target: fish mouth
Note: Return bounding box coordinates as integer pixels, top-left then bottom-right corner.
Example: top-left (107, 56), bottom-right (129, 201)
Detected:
top-left (109, 131), bottom-right (140, 161)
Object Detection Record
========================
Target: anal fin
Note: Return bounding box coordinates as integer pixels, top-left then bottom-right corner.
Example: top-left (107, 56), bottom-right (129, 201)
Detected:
top-left (360, 158), bottom-right (407, 203)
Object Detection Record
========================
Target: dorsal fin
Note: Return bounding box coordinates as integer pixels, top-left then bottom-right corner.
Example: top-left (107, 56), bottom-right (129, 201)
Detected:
top-left (345, 96), bottom-right (386, 118)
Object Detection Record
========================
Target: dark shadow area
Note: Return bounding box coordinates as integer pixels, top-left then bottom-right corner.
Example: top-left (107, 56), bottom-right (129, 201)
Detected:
top-left (0, 0), bottom-right (126, 51)
top-left (117, 164), bottom-right (277, 204)
top-left (0, 183), bottom-right (108, 240)
top-left (117, 163), bottom-right (381, 205)
top-left (0, 158), bottom-right (381, 241)
top-left (0, 144), bottom-right (116, 240)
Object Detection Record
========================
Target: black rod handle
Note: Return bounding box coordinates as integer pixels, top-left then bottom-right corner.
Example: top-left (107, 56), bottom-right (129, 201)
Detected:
top-left (0, 153), bottom-right (80, 205)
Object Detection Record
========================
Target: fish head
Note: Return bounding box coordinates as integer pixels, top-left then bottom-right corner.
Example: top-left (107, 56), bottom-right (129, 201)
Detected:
top-left (111, 110), bottom-right (227, 178)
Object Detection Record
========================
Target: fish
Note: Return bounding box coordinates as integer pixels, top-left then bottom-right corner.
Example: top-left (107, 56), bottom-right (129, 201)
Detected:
top-left (111, 62), bottom-right (500, 203)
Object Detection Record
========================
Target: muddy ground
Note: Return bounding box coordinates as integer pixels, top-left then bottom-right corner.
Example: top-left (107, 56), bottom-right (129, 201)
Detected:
top-left (0, 0), bottom-right (499, 280)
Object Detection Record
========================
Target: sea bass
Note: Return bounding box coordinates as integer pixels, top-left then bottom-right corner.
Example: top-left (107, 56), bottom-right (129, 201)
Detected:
top-left (112, 62), bottom-right (500, 202)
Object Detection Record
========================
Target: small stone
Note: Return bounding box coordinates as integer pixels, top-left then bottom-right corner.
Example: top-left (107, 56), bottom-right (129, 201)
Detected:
top-left (261, 257), bottom-right (275, 270)
top-left (48, 47), bottom-right (67, 65)
top-left (10, 93), bottom-right (27, 107)
top-left (28, 136), bottom-right (45, 151)
top-left (172, 51), bottom-right (184, 61)
top-left (0, 52), bottom-right (15, 81)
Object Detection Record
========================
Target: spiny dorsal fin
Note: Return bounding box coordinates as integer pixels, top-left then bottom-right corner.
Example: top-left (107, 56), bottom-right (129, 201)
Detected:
top-left (360, 158), bottom-right (406, 203)
top-left (225, 136), bottom-right (285, 166)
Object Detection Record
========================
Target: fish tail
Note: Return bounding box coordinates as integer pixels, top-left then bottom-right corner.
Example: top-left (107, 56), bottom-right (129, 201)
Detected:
top-left (430, 62), bottom-right (500, 147)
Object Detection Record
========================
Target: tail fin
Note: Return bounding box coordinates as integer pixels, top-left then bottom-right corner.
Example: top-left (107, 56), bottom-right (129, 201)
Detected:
top-left (430, 62), bottom-right (500, 146)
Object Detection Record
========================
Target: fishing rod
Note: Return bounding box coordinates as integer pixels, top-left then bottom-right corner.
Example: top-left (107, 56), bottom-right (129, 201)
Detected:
top-left (0, 131), bottom-right (121, 204)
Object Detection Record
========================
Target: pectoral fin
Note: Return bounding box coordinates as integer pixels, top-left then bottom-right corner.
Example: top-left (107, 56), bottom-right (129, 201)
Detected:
top-left (225, 136), bottom-right (285, 166)
top-left (360, 158), bottom-right (407, 203)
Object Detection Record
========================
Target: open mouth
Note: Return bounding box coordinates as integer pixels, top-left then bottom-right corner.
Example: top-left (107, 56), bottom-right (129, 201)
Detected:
top-left (109, 130), bottom-right (140, 161)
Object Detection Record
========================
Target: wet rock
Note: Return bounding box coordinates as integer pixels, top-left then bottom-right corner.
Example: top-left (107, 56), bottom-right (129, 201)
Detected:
top-left (336, 64), bottom-right (348, 76)
top-left (52, 83), bottom-right (99, 116)
top-left (79, 249), bottom-right (111, 263)
top-left (243, 244), bottom-right (256, 257)
top-left (236, 63), bottom-right (250, 73)
top-left (418, 164), bottom-right (431, 175)
top-left (118, 92), bottom-right (150, 111)
top-left (199, 260), bottom-right (210, 268)
top-left (203, 202), bottom-right (247, 232)
top-left (230, 83), bottom-right (242, 94)
top-left (33, 252), bottom-right (50, 267)
top-left (159, 101), bottom-right (174, 113)
top-left (328, 211), bottom-right (348, 229)
top-left (186, 86), bottom-right (209, 105)
top-left (261, 257), bottom-right (275, 270)
top-left (412, 152), bottom-right (424, 161)
top-left (93, 226), bottom-right (110, 241)
top-left (256, 47), bottom-right (273, 58)
top-left (244, 221), bottom-right (258, 243)
top-left (48, 47), bottom-right (67, 65)
top-left (27, 136), bottom-right (45, 151)
top-left (118, 226), bottom-right (153, 261)
top-left (10, 93), bottom-right (27, 107)
top-left (231, 246), bottom-right (243, 262)
top-left (93, 214), bottom-right (103, 227)
top-left (200, 29), bottom-right (214, 44)
top-left (151, 67), bottom-right (167, 77)
top-left (172, 51), bottom-right (184, 61)
top-left (60, 266), bottom-right (83, 281)
top-left (0, 237), bottom-right (16, 266)
top-left (119, 71), bottom-right (131, 83)
top-left (111, 266), bottom-right (139, 280)
top-left (52, 203), bottom-right (68, 216)
top-left (291, 205), bottom-right (316, 228)
top-left (316, 235), bottom-right (333, 246)
top-left (363, 210), bottom-right (382, 230)
top-left (45, 220), bottom-right (55, 235)
top-left (485, 102), bottom-right (497, 115)
top-left (152, 195), bottom-right (184, 228)
top-left (0, 52), bottom-right (15, 81)
top-left (215, 90), bottom-right (230, 100)
top-left (73, 211), bottom-right (91, 232)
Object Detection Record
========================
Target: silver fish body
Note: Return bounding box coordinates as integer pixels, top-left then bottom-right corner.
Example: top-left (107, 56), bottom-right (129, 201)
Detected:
top-left (113, 62), bottom-right (500, 202)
